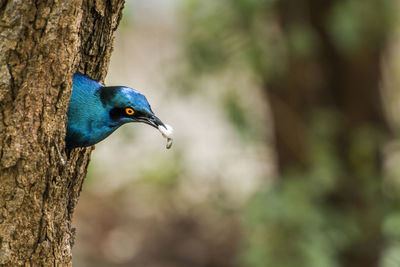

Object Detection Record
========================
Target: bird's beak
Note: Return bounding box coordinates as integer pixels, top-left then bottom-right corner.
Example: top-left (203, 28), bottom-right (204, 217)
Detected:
top-left (137, 113), bottom-right (166, 129)
top-left (148, 114), bottom-right (166, 128)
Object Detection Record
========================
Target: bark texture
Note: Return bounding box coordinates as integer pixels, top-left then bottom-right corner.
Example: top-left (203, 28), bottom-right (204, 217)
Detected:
top-left (0, 0), bottom-right (124, 265)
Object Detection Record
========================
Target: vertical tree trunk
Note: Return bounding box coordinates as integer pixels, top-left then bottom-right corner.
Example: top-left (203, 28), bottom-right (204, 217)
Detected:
top-left (0, 0), bottom-right (124, 265)
top-left (267, 1), bottom-right (390, 266)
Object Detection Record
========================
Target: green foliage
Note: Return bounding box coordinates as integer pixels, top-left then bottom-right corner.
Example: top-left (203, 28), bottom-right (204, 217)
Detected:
top-left (240, 110), bottom-right (387, 267)
top-left (240, 111), bottom-right (339, 267)
top-left (223, 92), bottom-right (258, 141)
top-left (182, 1), bottom-right (235, 72)
top-left (182, 0), bottom-right (395, 78)
top-left (181, 0), bottom-right (282, 77)
top-left (287, 24), bottom-right (319, 59)
top-left (327, 0), bottom-right (393, 54)
top-left (381, 243), bottom-right (400, 267)
top-left (382, 211), bottom-right (400, 267)
top-left (241, 181), bottom-right (339, 267)
top-left (181, 0), bottom-right (396, 266)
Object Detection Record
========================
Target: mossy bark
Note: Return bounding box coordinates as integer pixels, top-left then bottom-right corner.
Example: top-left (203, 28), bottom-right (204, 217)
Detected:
top-left (0, 0), bottom-right (124, 265)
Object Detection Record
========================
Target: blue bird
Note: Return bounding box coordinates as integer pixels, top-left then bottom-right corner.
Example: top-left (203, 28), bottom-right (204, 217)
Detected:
top-left (66, 72), bottom-right (168, 148)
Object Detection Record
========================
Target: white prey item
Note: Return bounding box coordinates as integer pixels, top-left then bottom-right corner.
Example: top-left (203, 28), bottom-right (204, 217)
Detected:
top-left (158, 124), bottom-right (174, 149)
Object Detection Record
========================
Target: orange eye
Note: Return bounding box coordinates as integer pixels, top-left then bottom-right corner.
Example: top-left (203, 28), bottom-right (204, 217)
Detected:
top-left (125, 107), bottom-right (135, 116)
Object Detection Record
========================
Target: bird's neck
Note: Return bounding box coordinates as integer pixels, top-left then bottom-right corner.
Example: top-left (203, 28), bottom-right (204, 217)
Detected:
top-left (68, 85), bottom-right (122, 146)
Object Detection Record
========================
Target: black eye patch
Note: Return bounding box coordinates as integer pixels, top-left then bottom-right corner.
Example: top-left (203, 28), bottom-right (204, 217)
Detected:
top-left (109, 107), bottom-right (147, 121)
top-left (109, 107), bottom-right (126, 121)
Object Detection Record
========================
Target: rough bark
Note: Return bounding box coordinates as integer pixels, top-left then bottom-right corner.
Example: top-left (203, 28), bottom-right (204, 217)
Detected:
top-left (0, 0), bottom-right (124, 265)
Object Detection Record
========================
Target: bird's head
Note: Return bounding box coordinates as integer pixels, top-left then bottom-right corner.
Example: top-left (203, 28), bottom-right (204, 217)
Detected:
top-left (99, 86), bottom-right (166, 129)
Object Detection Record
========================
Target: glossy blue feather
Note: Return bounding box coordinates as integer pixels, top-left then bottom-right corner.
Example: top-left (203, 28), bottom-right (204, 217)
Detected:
top-left (66, 72), bottom-right (160, 148)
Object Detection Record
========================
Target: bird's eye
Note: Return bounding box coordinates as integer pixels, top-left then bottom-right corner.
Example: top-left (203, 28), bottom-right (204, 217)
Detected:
top-left (125, 107), bottom-right (135, 116)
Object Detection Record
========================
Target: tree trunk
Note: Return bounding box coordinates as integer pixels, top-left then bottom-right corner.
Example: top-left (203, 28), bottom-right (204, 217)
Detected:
top-left (0, 0), bottom-right (124, 265)
top-left (266, 1), bottom-right (390, 266)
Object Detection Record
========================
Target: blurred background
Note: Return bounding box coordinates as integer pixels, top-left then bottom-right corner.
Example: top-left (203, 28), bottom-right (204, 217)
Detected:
top-left (72, 1), bottom-right (400, 267)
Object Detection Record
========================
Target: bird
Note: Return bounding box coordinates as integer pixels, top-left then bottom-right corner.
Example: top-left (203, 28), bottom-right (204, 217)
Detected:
top-left (66, 72), bottom-right (172, 149)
